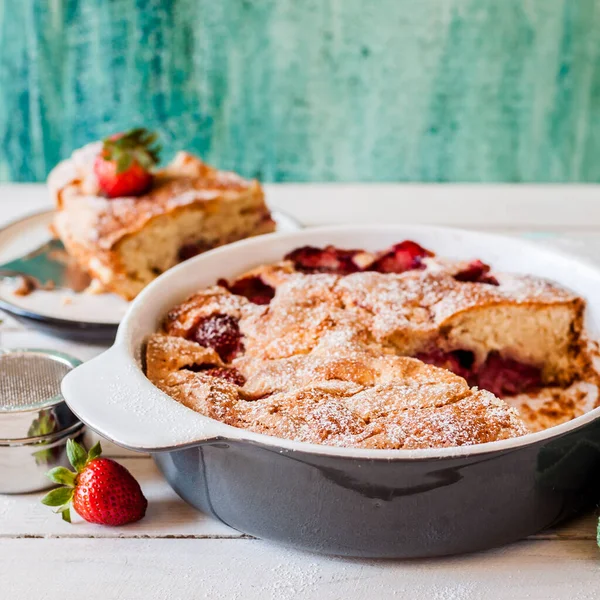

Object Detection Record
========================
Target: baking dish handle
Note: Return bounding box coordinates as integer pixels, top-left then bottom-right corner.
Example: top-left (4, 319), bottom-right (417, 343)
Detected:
top-left (61, 345), bottom-right (234, 452)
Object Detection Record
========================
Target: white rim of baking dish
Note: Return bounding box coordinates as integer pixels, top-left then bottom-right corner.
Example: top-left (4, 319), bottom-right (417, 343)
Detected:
top-left (62, 224), bottom-right (600, 459)
top-left (0, 208), bottom-right (302, 329)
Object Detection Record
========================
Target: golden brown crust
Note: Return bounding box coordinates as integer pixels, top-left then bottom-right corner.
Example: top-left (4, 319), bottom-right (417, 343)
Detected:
top-left (146, 335), bottom-right (224, 382)
top-left (145, 247), bottom-right (594, 449)
top-left (163, 287), bottom-right (252, 338)
top-left (224, 268), bottom-right (586, 383)
top-left (147, 332), bottom-right (528, 449)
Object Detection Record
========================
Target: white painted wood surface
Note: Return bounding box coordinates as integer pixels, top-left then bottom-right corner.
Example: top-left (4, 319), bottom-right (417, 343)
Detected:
top-left (1, 184), bottom-right (600, 599)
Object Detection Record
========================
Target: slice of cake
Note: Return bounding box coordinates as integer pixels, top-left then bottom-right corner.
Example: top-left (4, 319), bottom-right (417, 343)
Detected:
top-left (48, 129), bottom-right (275, 300)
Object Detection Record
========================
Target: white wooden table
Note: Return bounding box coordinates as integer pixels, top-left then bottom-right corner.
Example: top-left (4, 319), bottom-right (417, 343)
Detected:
top-left (1, 184), bottom-right (600, 599)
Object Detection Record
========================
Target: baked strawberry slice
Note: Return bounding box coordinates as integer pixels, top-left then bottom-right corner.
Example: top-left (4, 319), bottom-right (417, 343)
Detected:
top-left (94, 128), bottom-right (161, 198)
top-left (415, 349), bottom-right (475, 382)
top-left (454, 260), bottom-right (499, 285)
top-left (476, 352), bottom-right (542, 398)
top-left (285, 245), bottom-right (363, 275)
top-left (178, 240), bottom-right (211, 262)
top-left (41, 440), bottom-right (147, 526)
top-left (189, 313), bottom-right (244, 362)
top-left (368, 241), bottom-right (434, 274)
top-left (218, 276), bottom-right (275, 305)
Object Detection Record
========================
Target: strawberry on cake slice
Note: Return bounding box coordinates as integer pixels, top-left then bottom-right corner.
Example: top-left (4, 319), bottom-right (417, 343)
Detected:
top-left (48, 128), bottom-right (275, 300)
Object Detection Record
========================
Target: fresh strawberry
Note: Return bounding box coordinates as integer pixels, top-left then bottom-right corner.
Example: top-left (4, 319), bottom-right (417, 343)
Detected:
top-left (94, 128), bottom-right (161, 198)
top-left (218, 275), bottom-right (275, 305)
top-left (41, 440), bottom-right (147, 526)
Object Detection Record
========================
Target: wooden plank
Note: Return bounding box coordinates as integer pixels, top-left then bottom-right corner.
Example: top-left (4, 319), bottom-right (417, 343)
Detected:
top-left (0, 458), bottom-right (238, 539)
top-left (532, 512), bottom-right (598, 541)
top-left (2, 452), bottom-right (597, 542)
top-left (1, 538), bottom-right (599, 600)
top-left (0, 329), bottom-right (108, 362)
top-left (0, 185), bottom-right (46, 221)
top-left (265, 184), bottom-right (600, 229)
top-left (3, 183), bottom-right (600, 230)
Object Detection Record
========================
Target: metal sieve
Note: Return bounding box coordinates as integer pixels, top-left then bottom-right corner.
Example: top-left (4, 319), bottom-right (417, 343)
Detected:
top-left (0, 349), bottom-right (87, 493)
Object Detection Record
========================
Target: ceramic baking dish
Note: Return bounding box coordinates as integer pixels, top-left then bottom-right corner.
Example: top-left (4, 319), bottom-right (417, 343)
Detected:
top-left (61, 225), bottom-right (600, 558)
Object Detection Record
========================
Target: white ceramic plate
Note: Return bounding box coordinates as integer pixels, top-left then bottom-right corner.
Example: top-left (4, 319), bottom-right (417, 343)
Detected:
top-left (0, 209), bottom-right (302, 338)
top-left (62, 224), bottom-right (600, 456)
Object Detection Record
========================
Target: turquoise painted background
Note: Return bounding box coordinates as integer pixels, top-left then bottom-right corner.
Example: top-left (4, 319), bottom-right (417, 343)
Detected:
top-left (0, 0), bottom-right (599, 183)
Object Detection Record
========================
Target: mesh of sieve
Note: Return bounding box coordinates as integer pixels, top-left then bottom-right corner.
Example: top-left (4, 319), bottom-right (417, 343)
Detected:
top-left (0, 351), bottom-right (75, 411)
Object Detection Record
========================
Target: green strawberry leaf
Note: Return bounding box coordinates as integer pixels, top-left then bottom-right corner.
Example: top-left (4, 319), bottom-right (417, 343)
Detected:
top-left (134, 149), bottom-right (153, 170)
top-left (66, 439), bottom-right (87, 472)
top-left (41, 486), bottom-right (73, 507)
top-left (61, 508), bottom-right (72, 523)
top-left (87, 441), bottom-right (102, 462)
top-left (116, 153), bottom-right (133, 174)
top-left (102, 127), bottom-right (161, 172)
top-left (46, 467), bottom-right (76, 487)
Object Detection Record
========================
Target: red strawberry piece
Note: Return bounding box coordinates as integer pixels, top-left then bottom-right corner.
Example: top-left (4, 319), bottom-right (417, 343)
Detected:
top-left (189, 313), bottom-right (243, 362)
top-left (454, 260), bottom-right (499, 285)
top-left (187, 364), bottom-right (246, 386)
top-left (178, 240), bottom-right (211, 262)
top-left (41, 440), bottom-right (147, 526)
top-left (368, 241), bottom-right (434, 274)
top-left (284, 245), bottom-right (363, 275)
top-left (475, 352), bottom-right (541, 398)
top-left (94, 128), bottom-right (161, 198)
top-left (415, 349), bottom-right (475, 382)
top-left (218, 276), bottom-right (275, 305)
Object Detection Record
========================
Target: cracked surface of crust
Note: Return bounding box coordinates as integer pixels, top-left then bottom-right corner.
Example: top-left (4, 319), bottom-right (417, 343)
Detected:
top-left (147, 333), bottom-right (528, 449)
top-left (146, 252), bottom-right (592, 449)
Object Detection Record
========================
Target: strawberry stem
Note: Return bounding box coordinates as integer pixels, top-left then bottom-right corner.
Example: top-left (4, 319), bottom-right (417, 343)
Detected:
top-left (46, 466), bottom-right (76, 487)
top-left (41, 486), bottom-right (74, 507)
top-left (88, 441), bottom-right (102, 462)
top-left (101, 128), bottom-right (161, 173)
top-left (66, 439), bottom-right (88, 472)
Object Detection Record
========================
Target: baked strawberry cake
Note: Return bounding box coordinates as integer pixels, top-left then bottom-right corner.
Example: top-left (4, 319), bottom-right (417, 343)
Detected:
top-left (48, 129), bottom-right (275, 300)
top-left (145, 240), bottom-right (596, 449)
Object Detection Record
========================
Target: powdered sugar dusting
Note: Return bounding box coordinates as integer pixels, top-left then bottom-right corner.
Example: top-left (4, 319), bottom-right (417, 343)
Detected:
top-left (146, 245), bottom-right (595, 450)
